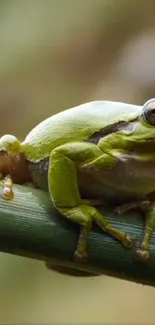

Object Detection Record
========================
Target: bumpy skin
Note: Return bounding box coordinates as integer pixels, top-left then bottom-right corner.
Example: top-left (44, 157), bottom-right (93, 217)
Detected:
top-left (1, 99), bottom-right (155, 262)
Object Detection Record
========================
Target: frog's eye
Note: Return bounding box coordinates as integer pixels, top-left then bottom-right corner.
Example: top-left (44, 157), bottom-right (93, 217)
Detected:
top-left (143, 99), bottom-right (155, 126)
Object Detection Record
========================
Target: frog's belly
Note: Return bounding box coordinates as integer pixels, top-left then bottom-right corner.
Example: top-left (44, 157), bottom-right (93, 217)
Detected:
top-left (29, 156), bottom-right (155, 206)
top-left (78, 157), bottom-right (155, 204)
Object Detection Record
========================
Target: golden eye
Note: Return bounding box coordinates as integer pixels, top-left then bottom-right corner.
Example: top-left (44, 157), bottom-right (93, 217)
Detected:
top-left (143, 98), bottom-right (155, 125)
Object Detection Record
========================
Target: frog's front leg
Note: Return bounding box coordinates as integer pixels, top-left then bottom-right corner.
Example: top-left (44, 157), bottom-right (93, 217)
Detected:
top-left (116, 200), bottom-right (155, 261)
top-left (116, 200), bottom-right (150, 215)
top-left (136, 202), bottom-right (155, 261)
top-left (48, 142), bottom-right (133, 262)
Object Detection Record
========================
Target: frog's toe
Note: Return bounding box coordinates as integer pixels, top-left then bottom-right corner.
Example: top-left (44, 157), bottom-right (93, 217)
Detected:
top-left (122, 234), bottom-right (133, 249)
top-left (115, 206), bottom-right (123, 215)
top-left (74, 250), bottom-right (88, 263)
top-left (115, 204), bottom-right (129, 215)
top-left (136, 249), bottom-right (149, 262)
top-left (2, 187), bottom-right (14, 200)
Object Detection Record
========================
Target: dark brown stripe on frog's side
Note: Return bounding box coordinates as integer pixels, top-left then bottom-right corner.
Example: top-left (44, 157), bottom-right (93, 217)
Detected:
top-left (28, 119), bottom-right (138, 189)
top-left (85, 119), bottom-right (138, 144)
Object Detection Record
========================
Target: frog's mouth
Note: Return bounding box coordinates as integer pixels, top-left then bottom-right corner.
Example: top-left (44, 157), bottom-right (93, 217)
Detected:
top-left (134, 138), bottom-right (155, 144)
top-left (131, 138), bottom-right (155, 146)
top-left (146, 138), bottom-right (155, 142)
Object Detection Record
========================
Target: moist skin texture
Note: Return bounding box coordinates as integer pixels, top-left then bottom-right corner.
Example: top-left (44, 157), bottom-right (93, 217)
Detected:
top-left (28, 117), bottom-right (155, 206)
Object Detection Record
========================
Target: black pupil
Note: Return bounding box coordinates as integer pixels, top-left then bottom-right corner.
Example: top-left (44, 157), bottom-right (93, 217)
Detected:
top-left (151, 108), bottom-right (155, 114)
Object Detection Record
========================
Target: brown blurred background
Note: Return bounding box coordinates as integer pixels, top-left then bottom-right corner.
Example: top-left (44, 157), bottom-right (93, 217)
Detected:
top-left (1, 0), bottom-right (155, 323)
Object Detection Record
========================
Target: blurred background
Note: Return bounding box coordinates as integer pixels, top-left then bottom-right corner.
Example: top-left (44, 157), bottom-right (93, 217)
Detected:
top-left (1, 0), bottom-right (155, 323)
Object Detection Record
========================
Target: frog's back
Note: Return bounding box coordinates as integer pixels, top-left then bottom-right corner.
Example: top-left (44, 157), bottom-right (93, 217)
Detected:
top-left (22, 101), bottom-right (142, 162)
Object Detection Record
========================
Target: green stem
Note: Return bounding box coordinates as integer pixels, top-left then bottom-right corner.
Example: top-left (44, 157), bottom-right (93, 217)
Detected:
top-left (0, 183), bottom-right (154, 286)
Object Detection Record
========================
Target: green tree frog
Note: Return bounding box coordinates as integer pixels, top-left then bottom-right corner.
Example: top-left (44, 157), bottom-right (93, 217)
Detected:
top-left (0, 99), bottom-right (155, 262)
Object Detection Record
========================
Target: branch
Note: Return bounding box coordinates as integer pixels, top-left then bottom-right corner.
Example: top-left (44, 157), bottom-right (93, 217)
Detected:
top-left (0, 182), bottom-right (154, 286)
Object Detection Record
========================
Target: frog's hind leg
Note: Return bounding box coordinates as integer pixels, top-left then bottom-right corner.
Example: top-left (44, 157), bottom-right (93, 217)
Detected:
top-left (48, 142), bottom-right (133, 262)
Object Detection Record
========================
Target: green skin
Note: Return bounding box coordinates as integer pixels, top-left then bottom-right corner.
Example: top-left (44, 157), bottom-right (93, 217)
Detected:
top-left (1, 99), bottom-right (155, 262)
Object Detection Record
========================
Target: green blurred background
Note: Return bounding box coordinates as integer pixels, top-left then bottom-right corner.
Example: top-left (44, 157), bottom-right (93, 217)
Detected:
top-left (1, 0), bottom-right (155, 323)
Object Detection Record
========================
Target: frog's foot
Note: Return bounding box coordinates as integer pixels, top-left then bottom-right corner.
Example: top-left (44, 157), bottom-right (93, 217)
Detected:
top-left (116, 200), bottom-right (150, 215)
top-left (134, 201), bottom-right (155, 262)
top-left (74, 250), bottom-right (88, 263)
top-left (136, 249), bottom-right (149, 262)
top-left (1, 175), bottom-right (14, 200)
top-left (121, 234), bottom-right (133, 249)
top-left (59, 204), bottom-right (134, 265)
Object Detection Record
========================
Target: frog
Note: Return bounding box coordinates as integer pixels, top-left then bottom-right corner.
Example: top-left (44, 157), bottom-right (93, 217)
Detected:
top-left (0, 98), bottom-right (155, 263)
